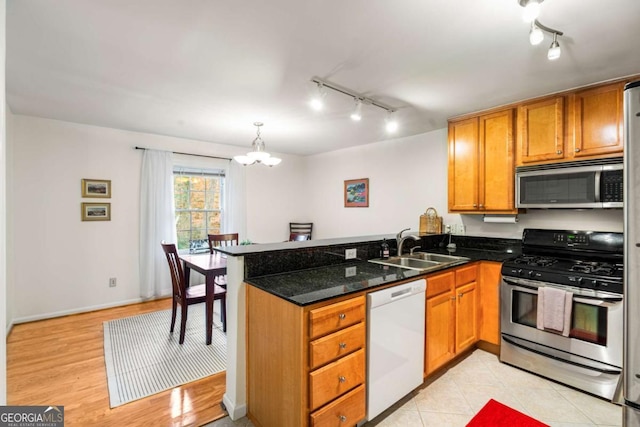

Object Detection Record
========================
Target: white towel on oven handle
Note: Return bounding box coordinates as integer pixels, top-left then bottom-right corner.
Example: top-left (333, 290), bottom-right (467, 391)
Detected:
top-left (536, 286), bottom-right (573, 336)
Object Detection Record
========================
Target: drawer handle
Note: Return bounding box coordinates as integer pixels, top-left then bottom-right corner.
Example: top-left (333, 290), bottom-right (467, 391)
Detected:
top-left (338, 313), bottom-right (346, 320)
top-left (338, 376), bottom-right (346, 383)
top-left (339, 415), bottom-right (347, 422)
top-left (339, 342), bottom-right (347, 349)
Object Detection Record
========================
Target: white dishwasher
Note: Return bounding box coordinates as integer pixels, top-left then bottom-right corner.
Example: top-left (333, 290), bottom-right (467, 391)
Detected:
top-left (366, 278), bottom-right (426, 421)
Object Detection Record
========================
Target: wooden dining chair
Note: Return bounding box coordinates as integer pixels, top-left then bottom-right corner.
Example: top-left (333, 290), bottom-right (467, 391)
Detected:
top-left (207, 233), bottom-right (239, 288)
top-left (161, 242), bottom-right (227, 344)
top-left (289, 222), bottom-right (313, 241)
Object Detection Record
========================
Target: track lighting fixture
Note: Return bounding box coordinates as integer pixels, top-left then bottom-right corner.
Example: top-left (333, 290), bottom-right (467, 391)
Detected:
top-left (518, 0), bottom-right (564, 62)
top-left (233, 122), bottom-right (282, 167)
top-left (350, 99), bottom-right (363, 121)
top-left (309, 77), bottom-right (399, 133)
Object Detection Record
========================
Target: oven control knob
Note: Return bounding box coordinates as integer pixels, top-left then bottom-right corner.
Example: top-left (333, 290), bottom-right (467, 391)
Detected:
top-left (591, 279), bottom-right (599, 287)
top-left (527, 270), bottom-right (534, 277)
top-left (569, 276), bottom-right (583, 284)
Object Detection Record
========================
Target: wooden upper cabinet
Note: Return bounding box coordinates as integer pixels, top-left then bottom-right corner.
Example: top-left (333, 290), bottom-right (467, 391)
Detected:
top-left (518, 96), bottom-right (565, 164)
top-left (448, 118), bottom-right (479, 211)
top-left (479, 109), bottom-right (515, 212)
top-left (448, 108), bottom-right (516, 213)
top-left (569, 82), bottom-right (624, 158)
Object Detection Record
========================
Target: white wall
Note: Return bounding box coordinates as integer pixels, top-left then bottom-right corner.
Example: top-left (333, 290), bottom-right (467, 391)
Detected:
top-left (305, 128), bottom-right (623, 240)
top-left (305, 129), bottom-right (456, 238)
top-left (9, 115), bottom-right (304, 321)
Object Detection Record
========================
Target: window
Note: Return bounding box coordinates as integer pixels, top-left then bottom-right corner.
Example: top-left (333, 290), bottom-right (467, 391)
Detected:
top-left (174, 170), bottom-right (224, 252)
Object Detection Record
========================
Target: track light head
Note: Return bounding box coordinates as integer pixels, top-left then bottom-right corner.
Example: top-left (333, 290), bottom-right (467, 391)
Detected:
top-left (350, 99), bottom-right (363, 121)
top-left (309, 82), bottom-right (326, 111)
top-left (385, 112), bottom-right (398, 133)
top-left (547, 33), bottom-right (561, 60)
top-left (529, 22), bottom-right (544, 45)
top-left (519, 0), bottom-right (543, 23)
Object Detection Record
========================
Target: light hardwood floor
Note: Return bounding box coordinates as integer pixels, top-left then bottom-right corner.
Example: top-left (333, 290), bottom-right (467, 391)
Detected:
top-left (7, 298), bottom-right (227, 426)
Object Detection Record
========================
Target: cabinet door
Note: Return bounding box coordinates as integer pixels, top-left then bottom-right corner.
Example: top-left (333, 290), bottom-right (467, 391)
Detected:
top-left (569, 82), bottom-right (624, 158)
top-left (455, 282), bottom-right (478, 353)
top-left (479, 109), bottom-right (516, 212)
top-left (518, 96), bottom-right (565, 164)
top-left (448, 118), bottom-right (479, 211)
top-left (425, 290), bottom-right (455, 375)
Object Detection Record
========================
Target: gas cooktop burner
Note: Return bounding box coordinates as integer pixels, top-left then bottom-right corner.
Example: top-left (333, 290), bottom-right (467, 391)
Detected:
top-left (570, 261), bottom-right (618, 276)
top-left (513, 256), bottom-right (557, 267)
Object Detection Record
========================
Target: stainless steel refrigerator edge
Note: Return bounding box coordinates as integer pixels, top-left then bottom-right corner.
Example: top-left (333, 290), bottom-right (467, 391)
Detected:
top-left (624, 80), bottom-right (640, 426)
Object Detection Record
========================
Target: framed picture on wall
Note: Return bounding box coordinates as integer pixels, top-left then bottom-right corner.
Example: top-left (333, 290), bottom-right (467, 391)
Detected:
top-left (81, 203), bottom-right (111, 221)
top-left (344, 178), bottom-right (369, 207)
top-left (82, 179), bottom-right (111, 198)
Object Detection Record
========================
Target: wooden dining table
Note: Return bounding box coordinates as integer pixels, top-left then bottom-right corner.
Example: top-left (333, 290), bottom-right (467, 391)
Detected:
top-left (179, 252), bottom-right (227, 345)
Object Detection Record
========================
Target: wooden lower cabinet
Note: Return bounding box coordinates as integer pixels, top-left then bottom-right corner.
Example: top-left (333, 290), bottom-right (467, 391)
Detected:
top-left (424, 263), bottom-right (479, 376)
top-left (247, 286), bottom-right (366, 427)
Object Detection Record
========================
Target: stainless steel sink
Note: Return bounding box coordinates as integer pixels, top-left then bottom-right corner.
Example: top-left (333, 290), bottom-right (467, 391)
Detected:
top-left (368, 252), bottom-right (469, 272)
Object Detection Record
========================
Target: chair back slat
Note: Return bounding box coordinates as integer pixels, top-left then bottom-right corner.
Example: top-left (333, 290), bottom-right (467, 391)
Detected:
top-left (208, 233), bottom-right (239, 253)
top-left (161, 242), bottom-right (184, 299)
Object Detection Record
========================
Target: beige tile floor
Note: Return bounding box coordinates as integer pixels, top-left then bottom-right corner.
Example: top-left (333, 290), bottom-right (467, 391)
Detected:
top-left (205, 348), bottom-right (622, 427)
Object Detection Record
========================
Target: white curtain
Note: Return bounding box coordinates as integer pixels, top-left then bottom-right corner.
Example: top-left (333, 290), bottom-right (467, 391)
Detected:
top-left (223, 160), bottom-right (247, 242)
top-left (139, 149), bottom-right (176, 299)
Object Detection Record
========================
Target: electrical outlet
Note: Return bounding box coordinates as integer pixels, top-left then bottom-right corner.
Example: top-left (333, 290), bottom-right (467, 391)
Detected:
top-left (109, 277), bottom-right (117, 287)
top-left (345, 248), bottom-right (357, 259)
top-left (451, 224), bottom-right (466, 235)
top-left (345, 266), bottom-right (357, 277)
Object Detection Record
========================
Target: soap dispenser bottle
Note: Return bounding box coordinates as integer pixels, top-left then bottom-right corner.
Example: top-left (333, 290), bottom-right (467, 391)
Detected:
top-left (381, 239), bottom-right (390, 259)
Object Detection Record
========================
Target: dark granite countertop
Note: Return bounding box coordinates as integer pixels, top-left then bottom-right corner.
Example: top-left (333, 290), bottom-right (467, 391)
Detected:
top-left (245, 260), bottom-right (426, 306)
top-left (244, 234), bottom-right (522, 306)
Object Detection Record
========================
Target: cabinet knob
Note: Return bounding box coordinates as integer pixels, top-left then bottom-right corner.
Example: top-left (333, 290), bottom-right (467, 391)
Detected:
top-left (338, 375), bottom-right (346, 383)
top-left (339, 342), bottom-right (347, 349)
top-left (556, 150), bottom-right (563, 154)
top-left (450, 296), bottom-right (456, 301)
top-left (458, 293), bottom-right (463, 298)
top-left (479, 204), bottom-right (484, 208)
top-left (473, 204), bottom-right (478, 208)
top-left (338, 313), bottom-right (346, 320)
top-left (575, 148), bottom-right (581, 152)
top-left (339, 415), bottom-right (347, 422)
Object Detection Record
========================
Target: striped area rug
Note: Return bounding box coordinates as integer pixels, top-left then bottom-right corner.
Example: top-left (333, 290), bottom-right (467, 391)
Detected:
top-left (103, 303), bottom-right (226, 407)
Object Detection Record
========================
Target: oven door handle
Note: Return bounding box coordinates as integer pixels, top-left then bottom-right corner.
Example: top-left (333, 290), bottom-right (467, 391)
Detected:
top-left (502, 335), bottom-right (622, 375)
top-left (502, 278), bottom-right (623, 302)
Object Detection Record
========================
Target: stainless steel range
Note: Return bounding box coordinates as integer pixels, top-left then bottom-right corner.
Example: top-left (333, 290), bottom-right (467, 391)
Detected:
top-left (500, 228), bottom-right (624, 401)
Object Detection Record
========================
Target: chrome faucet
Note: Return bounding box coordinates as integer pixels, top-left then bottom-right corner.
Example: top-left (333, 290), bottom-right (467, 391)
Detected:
top-left (396, 228), bottom-right (420, 256)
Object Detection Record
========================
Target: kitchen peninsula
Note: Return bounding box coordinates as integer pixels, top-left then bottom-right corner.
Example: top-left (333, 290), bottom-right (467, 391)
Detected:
top-left (216, 233), bottom-right (520, 424)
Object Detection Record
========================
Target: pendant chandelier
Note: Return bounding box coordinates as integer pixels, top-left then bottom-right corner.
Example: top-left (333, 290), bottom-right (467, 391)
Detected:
top-left (233, 122), bottom-right (282, 166)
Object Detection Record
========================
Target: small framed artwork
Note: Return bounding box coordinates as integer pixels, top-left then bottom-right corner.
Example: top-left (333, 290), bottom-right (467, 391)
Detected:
top-left (81, 203), bottom-right (111, 221)
top-left (82, 179), bottom-right (111, 198)
top-left (344, 178), bottom-right (369, 207)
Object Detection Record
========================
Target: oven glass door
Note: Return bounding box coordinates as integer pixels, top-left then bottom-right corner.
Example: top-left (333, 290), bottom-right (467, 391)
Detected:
top-left (511, 288), bottom-right (608, 346)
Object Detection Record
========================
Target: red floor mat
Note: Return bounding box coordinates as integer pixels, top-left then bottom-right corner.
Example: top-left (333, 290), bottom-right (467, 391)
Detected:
top-left (467, 399), bottom-right (549, 427)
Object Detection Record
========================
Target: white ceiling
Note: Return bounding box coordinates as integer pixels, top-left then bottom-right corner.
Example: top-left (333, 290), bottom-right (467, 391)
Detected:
top-left (6, 0), bottom-right (640, 156)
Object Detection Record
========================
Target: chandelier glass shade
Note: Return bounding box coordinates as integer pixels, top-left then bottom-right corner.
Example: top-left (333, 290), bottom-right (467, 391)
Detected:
top-left (233, 122), bottom-right (282, 166)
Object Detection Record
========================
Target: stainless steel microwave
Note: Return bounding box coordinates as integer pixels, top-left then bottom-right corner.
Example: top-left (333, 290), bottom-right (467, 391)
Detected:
top-left (516, 158), bottom-right (623, 208)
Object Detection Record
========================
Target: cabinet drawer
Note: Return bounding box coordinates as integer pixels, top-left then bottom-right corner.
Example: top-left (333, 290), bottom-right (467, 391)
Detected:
top-left (456, 264), bottom-right (477, 286)
top-left (309, 323), bottom-right (365, 370)
top-left (426, 271), bottom-right (454, 298)
top-left (309, 296), bottom-right (365, 339)
top-left (310, 384), bottom-right (366, 427)
top-left (309, 349), bottom-right (365, 411)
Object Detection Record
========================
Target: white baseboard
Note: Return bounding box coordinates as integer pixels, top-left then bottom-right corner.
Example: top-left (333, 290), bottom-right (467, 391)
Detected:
top-left (223, 394), bottom-right (247, 421)
top-left (12, 298), bottom-right (145, 324)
